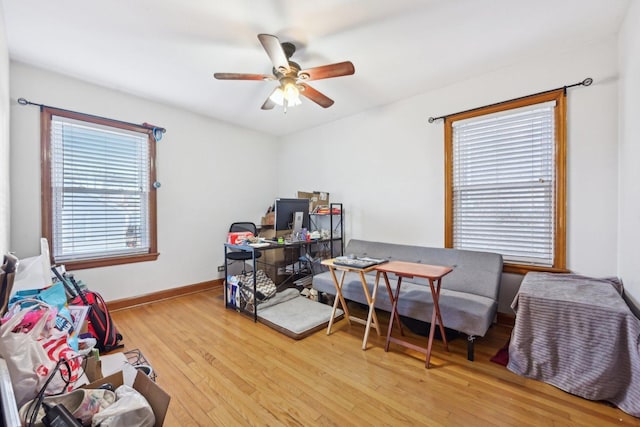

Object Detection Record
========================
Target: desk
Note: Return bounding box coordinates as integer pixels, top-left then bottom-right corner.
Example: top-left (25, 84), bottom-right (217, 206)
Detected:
top-left (321, 259), bottom-right (382, 350)
top-left (224, 239), bottom-right (342, 321)
top-left (375, 261), bottom-right (453, 368)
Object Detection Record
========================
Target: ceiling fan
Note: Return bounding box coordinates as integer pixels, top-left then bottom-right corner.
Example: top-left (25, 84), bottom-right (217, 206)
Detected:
top-left (213, 34), bottom-right (355, 112)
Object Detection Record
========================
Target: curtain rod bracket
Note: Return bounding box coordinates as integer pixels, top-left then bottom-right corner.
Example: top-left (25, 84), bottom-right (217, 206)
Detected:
top-left (427, 77), bottom-right (593, 124)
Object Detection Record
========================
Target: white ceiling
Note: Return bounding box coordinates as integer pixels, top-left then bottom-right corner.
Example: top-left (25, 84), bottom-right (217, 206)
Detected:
top-left (1, 0), bottom-right (630, 136)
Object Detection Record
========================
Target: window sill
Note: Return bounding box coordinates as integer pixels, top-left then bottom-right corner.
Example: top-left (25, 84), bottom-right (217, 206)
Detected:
top-left (503, 263), bottom-right (570, 275)
top-left (61, 252), bottom-right (160, 271)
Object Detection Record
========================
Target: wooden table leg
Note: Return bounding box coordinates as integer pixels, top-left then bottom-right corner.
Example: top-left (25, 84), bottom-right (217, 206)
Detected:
top-left (385, 276), bottom-right (403, 352)
top-left (432, 278), bottom-right (447, 351)
top-left (327, 268), bottom-right (351, 335)
top-left (361, 270), bottom-right (381, 350)
top-left (374, 261), bottom-right (452, 369)
top-left (425, 278), bottom-right (447, 368)
top-left (380, 272), bottom-right (405, 337)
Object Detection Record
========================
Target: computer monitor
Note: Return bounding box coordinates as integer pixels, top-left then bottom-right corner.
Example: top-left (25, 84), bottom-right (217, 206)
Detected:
top-left (274, 198), bottom-right (310, 231)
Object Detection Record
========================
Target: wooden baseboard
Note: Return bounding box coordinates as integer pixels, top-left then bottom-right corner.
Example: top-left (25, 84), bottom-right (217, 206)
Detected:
top-left (107, 278), bottom-right (224, 311)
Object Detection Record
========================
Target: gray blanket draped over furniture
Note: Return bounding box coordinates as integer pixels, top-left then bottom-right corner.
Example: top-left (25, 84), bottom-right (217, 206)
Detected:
top-left (508, 272), bottom-right (640, 417)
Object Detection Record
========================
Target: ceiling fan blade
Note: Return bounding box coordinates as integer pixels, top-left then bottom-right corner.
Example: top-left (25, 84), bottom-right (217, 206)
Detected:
top-left (299, 61), bottom-right (355, 81)
top-left (213, 73), bottom-right (273, 81)
top-left (258, 34), bottom-right (290, 73)
top-left (261, 88), bottom-right (277, 110)
top-left (299, 83), bottom-right (334, 108)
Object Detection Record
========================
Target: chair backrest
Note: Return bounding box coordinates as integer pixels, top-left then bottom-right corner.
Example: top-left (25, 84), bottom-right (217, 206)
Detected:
top-left (229, 222), bottom-right (258, 235)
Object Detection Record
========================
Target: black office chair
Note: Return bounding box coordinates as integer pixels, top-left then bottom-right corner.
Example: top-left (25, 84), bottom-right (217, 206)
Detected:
top-left (226, 222), bottom-right (262, 275)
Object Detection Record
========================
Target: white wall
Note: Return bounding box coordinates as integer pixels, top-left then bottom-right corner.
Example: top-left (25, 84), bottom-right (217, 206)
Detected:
top-left (0, 5), bottom-right (9, 257)
top-left (6, 21), bottom-right (633, 312)
top-left (618, 1), bottom-right (640, 310)
top-left (9, 62), bottom-right (278, 301)
top-left (278, 37), bottom-right (621, 313)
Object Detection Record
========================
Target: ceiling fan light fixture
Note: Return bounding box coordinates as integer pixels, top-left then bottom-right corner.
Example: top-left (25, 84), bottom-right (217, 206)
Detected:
top-left (269, 81), bottom-right (301, 108)
top-left (284, 82), bottom-right (301, 106)
top-left (269, 87), bottom-right (285, 105)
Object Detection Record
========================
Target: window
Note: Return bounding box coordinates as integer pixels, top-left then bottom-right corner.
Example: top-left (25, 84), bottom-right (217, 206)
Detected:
top-left (444, 89), bottom-right (566, 274)
top-left (41, 107), bottom-right (159, 269)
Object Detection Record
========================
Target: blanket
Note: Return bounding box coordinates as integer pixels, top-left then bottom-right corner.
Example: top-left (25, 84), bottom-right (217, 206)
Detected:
top-left (507, 272), bottom-right (640, 417)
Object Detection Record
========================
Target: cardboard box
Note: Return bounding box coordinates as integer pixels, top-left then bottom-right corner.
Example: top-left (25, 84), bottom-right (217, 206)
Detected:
top-left (297, 191), bottom-right (330, 213)
top-left (227, 231), bottom-right (253, 244)
top-left (263, 246), bottom-right (285, 264)
top-left (82, 352), bottom-right (170, 427)
top-left (259, 228), bottom-right (275, 239)
top-left (261, 263), bottom-right (283, 285)
top-left (261, 212), bottom-right (275, 226)
top-left (83, 370), bottom-right (170, 427)
top-left (83, 354), bottom-right (103, 383)
top-left (258, 228), bottom-right (289, 240)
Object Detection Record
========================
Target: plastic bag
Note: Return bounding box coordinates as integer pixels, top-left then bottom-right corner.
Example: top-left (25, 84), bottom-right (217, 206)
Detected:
top-left (0, 303), bottom-right (57, 406)
top-left (12, 238), bottom-right (53, 292)
top-left (41, 329), bottom-right (84, 394)
top-left (4, 292), bottom-right (77, 350)
top-left (91, 385), bottom-right (155, 427)
top-left (0, 301), bottom-right (83, 405)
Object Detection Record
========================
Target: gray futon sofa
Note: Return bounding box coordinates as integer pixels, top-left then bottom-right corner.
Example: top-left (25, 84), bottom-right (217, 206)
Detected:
top-left (312, 239), bottom-right (503, 360)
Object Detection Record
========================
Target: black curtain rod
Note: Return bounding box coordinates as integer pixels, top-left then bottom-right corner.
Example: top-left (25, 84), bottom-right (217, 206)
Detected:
top-left (427, 77), bottom-right (593, 124)
top-left (17, 97), bottom-right (167, 137)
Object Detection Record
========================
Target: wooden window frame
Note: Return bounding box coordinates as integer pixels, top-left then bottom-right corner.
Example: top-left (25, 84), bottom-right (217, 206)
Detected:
top-left (444, 89), bottom-right (567, 275)
top-left (41, 107), bottom-right (159, 270)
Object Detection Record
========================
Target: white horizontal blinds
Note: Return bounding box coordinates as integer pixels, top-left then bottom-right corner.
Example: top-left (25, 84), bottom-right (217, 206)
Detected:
top-left (452, 101), bottom-right (556, 266)
top-left (51, 115), bottom-right (150, 262)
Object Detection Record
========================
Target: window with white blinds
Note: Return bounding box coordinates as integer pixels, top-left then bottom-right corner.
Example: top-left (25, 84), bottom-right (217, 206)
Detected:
top-left (42, 108), bottom-right (158, 268)
top-left (445, 89), bottom-right (566, 272)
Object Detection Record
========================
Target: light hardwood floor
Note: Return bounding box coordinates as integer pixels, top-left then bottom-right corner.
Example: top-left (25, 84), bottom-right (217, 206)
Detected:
top-left (110, 287), bottom-right (640, 426)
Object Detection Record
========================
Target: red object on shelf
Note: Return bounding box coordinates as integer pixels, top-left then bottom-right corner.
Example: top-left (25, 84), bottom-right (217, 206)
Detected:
top-left (227, 231), bottom-right (253, 244)
top-left (315, 207), bottom-right (341, 215)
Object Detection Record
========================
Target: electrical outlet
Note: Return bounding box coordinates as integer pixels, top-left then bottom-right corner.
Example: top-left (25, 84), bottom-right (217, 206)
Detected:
top-left (217, 265), bottom-right (225, 272)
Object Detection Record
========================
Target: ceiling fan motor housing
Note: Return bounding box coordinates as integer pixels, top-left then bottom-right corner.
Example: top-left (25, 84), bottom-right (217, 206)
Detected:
top-left (281, 42), bottom-right (296, 59)
top-left (274, 61), bottom-right (301, 79)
